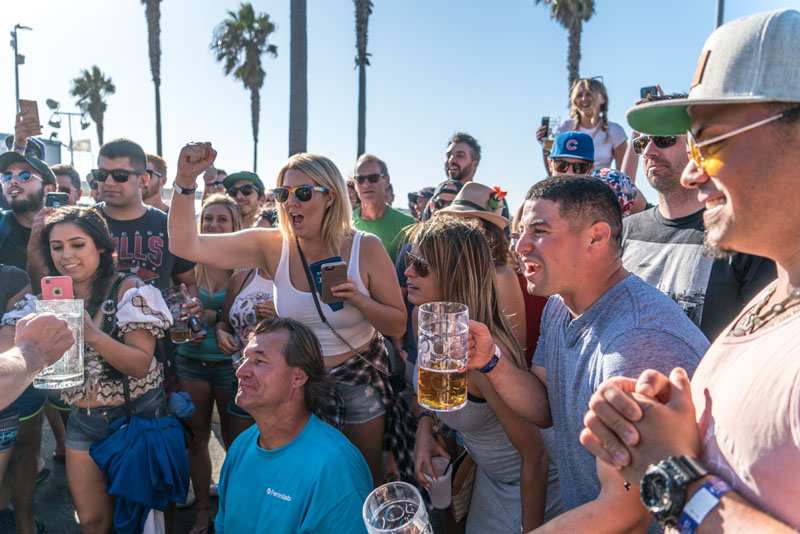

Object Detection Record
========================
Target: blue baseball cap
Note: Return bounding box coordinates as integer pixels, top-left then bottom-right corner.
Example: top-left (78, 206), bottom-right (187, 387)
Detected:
top-left (549, 131), bottom-right (595, 162)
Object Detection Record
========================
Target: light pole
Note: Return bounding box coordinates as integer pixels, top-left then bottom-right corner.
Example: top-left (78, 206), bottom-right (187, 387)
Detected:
top-left (10, 24), bottom-right (32, 115)
top-left (46, 99), bottom-right (90, 166)
top-left (716, 0), bottom-right (725, 28)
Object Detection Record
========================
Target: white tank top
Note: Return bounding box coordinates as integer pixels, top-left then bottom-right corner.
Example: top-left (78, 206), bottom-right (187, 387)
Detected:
top-left (273, 232), bottom-right (375, 357)
top-left (228, 269), bottom-right (274, 344)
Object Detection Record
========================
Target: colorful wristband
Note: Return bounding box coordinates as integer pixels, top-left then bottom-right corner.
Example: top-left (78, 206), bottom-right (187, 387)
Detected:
top-left (677, 476), bottom-right (731, 534)
top-left (478, 345), bottom-right (502, 374)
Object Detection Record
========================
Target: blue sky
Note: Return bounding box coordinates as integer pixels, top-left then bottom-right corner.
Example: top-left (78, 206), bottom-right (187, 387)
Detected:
top-left (2, 0), bottom-right (797, 209)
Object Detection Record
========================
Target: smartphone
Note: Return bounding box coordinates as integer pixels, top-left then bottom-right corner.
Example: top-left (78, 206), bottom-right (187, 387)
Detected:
top-left (640, 86), bottom-right (659, 100)
top-left (540, 116), bottom-right (550, 129)
top-left (18, 99), bottom-right (42, 136)
top-left (41, 276), bottom-right (74, 300)
top-left (45, 192), bottom-right (69, 208)
top-left (320, 261), bottom-right (348, 304)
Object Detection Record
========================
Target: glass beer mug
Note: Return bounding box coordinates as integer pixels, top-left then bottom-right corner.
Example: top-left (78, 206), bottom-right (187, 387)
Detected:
top-left (362, 481), bottom-right (433, 534)
top-left (417, 302), bottom-right (469, 412)
top-left (33, 299), bottom-right (84, 389)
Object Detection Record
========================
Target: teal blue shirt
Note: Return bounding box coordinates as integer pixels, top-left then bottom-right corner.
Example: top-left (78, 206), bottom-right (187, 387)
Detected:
top-left (215, 414), bottom-right (372, 534)
top-left (176, 288), bottom-right (228, 361)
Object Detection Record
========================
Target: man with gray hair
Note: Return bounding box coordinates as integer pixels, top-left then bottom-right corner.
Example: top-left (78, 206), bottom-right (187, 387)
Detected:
top-left (352, 153), bottom-right (414, 262)
top-left (215, 318), bottom-right (371, 533)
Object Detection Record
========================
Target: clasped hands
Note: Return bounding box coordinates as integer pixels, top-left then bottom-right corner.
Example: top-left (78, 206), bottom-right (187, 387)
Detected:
top-left (579, 367), bottom-right (705, 485)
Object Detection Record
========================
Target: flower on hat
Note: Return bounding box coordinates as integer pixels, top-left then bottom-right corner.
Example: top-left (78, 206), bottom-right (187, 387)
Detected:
top-left (487, 186), bottom-right (507, 211)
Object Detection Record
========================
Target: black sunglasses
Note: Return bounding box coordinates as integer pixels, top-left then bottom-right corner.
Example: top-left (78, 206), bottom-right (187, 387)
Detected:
top-left (272, 184), bottom-right (329, 203)
top-left (91, 168), bottom-right (144, 183)
top-left (632, 135), bottom-right (679, 155)
top-left (552, 160), bottom-right (593, 174)
top-left (405, 251), bottom-right (430, 277)
top-left (227, 184), bottom-right (257, 197)
top-left (354, 173), bottom-right (384, 185)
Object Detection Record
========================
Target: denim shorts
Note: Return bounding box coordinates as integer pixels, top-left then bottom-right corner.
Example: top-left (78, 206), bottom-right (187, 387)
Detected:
top-left (176, 356), bottom-right (236, 390)
top-left (336, 381), bottom-right (385, 425)
top-left (11, 385), bottom-right (46, 421)
top-left (0, 407), bottom-right (20, 452)
top-left (65, 388), bottom-right (165, 451)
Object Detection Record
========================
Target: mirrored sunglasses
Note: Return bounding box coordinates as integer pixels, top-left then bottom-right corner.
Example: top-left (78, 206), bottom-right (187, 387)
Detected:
top-left (272, 184), bottom-right (329, 203)
top-left (632, 135), bottom-right (679, 155)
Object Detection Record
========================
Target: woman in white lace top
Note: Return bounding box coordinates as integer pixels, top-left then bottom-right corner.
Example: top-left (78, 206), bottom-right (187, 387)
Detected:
top-left (38, 206), bottom-right (172, 532)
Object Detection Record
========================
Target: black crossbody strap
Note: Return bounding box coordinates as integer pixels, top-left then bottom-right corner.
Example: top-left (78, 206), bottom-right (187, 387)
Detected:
top-left (293, 236), bottom-right (386, 376)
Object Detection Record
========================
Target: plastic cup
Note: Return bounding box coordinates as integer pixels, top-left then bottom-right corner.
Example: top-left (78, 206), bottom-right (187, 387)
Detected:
top-left (33, 299), bottom-right (84, 389)
top-left (423, 457), bottom-right (452, 510)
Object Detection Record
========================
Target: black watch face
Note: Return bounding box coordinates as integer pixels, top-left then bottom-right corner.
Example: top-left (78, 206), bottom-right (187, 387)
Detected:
top-left (641, 472), bottom-right (672, 512)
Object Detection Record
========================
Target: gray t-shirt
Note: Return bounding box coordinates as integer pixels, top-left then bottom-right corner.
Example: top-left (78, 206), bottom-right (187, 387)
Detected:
top-left (533, 274), bottom-right (709, 511)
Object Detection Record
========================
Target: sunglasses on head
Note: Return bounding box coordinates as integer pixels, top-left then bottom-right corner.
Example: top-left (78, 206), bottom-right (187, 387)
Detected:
top-left (227, 184), bottom-right (257, 197)
top-left (632, 135), bottom-right (679, 155)
top-left (552, 160), bottom-right (593, 174)
top-left (354, 173), bottom-right (384, 185)
top-left (272, 184), bottom-right (329, 203)
top-left (1, 170), bottom-right (38, 184)
top-left (91, 168), bottom-right (144, 183)
top-left (405, 251), bottom-right (430, 277)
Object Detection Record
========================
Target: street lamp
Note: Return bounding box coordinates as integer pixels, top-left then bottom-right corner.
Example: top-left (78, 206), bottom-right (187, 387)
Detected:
top-left (46, 99), bottom-right (90, 166)
top-left (10, 24), bottom-right (32, 116)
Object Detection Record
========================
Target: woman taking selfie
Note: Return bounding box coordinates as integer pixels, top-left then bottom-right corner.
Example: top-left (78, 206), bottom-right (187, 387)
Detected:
top-left (174, 193), bottom-right (241, 534)
top-left (168, 144), bottom-right (408, 486)
top-left (537, 77), bottom-right (628, 172)
top-left (39, 206), bottom-right (171, 533)
top-left (408, 216), bottom-right (555, 533)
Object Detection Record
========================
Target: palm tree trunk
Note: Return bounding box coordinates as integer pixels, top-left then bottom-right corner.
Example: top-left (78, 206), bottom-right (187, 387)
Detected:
top-left (357, 62), bottom-right (366, 157)
top-left (289, 0), bottom-right (308, 156)
top-left (97, 118), bottom-right (104, 147)
top-left (251, 88), bottom-right (260, 172)
top-left (567, 20), bottom-right (582, 92)
top-left (154, 81), bottom-right (163, 155)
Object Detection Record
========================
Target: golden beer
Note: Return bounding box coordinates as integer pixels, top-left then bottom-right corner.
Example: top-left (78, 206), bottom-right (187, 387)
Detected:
top-left (418, 363), bottom-right (467, 411)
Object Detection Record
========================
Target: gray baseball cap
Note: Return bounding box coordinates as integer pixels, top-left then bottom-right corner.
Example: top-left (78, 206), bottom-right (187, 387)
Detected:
top-left (627, 9), bottom-right (800, 135)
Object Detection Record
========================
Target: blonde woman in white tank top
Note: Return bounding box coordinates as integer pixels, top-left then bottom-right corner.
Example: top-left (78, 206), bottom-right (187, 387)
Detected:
top-left (168, 147), bottom-right (407, 487)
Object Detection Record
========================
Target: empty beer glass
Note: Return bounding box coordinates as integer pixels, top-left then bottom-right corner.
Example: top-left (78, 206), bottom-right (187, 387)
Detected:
top-left (362, 481), bottom-right (432, 534)
top-left (417, 302), bottom-right (469, 412)
top-left (33, 299), bottom-right (83, 389)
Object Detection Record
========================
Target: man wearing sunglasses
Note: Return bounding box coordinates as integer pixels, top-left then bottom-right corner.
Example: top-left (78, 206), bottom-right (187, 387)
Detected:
top-left (621, 94), bottom-right (774, 341)
top-left (581, 9), bottom-right (800, 533)
top-left (142, 153), bottom-right (170, 214)
top-left (223, 171), bottom-right (266, 228)
top-left (0, 150), bottom-right (57, 271)
top-left (547, 131), bottom-right (595, 177)
top-left (351, 154), bottom-right (414, 263)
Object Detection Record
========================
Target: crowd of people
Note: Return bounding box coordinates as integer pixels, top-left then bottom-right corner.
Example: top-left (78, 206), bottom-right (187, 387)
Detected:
top-left (0, 8), bottom-right (798, 534)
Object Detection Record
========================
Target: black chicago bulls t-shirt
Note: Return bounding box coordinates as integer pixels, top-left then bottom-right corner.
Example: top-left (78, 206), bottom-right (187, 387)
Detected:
top-left (101, 206), bottom-right (194, 292)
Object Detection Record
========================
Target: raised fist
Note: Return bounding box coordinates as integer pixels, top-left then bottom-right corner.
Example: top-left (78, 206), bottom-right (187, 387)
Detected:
top-left (175, 142), bottom-right (217, 185)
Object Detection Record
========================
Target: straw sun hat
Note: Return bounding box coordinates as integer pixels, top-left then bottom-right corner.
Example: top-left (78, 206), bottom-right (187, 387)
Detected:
top-left (437, 182), bottom-right (509, 229)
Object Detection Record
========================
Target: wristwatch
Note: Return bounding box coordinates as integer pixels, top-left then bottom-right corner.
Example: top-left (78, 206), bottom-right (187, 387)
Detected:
top-left (173, 182), bottom-right (197, 195)
top-left (640, 455), bottom-right (708, 528)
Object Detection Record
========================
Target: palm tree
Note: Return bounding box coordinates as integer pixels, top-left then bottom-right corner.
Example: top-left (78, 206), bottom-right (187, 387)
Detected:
top-left (70, 66), bottom-right (116, 146)
top-left (141, 0), bottom-right (163, 155)
top-left (535, 0), bottom-right (595, 92)
top-left (211, 2), bottom-right (278, 173)
top-left (354, 0), bottom-right (373, 157)
top-left (288, 0), bottom-right (307, 156)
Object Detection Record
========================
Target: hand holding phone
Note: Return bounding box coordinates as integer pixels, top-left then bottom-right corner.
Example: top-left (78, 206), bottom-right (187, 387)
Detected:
top-left (45, 192), bottom-right (69, 208)
top-left (17, 99), bottom-right (42, 139)
top-left (41, 276), bottom-right (74, 300)
top-left (320, 261), bottom-right (348, 304)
